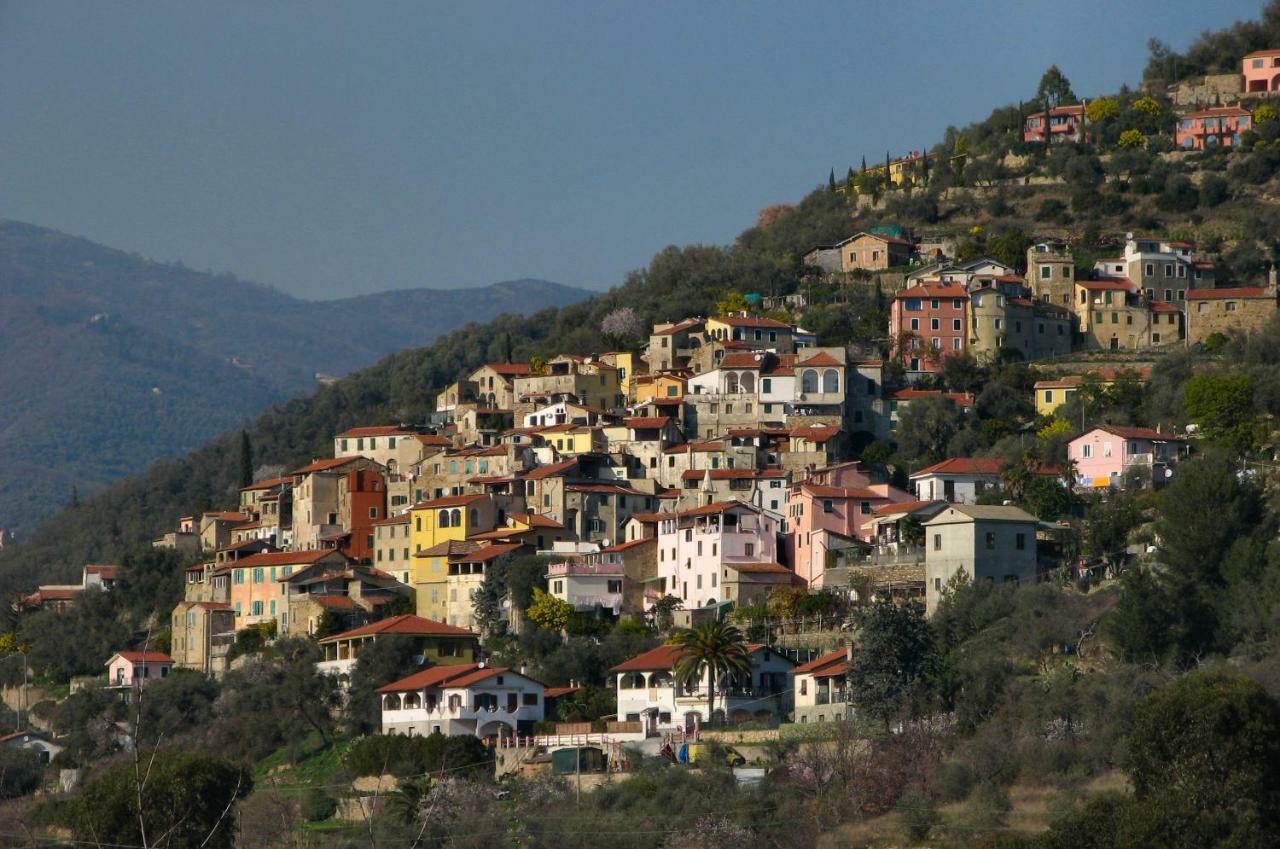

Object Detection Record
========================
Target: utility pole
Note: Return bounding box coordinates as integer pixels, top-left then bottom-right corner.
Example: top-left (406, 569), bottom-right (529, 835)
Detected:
top-left (575, 744), bottom-right (581, 805)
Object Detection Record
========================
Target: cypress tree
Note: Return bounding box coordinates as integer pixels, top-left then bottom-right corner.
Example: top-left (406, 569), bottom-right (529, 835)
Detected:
top-left (238, 430), bottom-right (254, 488)
top-left (828, 168), bottom-right (836, 191)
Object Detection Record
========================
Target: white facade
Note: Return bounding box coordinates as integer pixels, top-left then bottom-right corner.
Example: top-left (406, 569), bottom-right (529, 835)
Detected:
top-left (911, 471), bottom-right (999, 505)
top-left (654, 501), bottom-right (780, 610)
top-left (380, 665), bottom-right (545, 738)
top-left (547, 561), bottom-right (624, 611)
top-left (612, 645), bottom-right (795, 733)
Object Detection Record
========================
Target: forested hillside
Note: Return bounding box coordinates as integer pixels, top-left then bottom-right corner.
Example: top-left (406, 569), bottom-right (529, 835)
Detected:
top-left (0, 220), bottom-right (590, 533)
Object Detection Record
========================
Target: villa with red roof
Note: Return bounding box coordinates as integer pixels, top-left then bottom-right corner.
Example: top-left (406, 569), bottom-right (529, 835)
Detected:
top-left (1023, 102), bottom-right (1089, 144)
top-left (106, 650), bottom-right (173, 691)
top-left (611, 642), bottom-right (795, 733)
top-left (1176, 105), bottom-right (1252, 150)
top-left (793, 648), bottom-right (851, 724)
top-left (910, 458), bottom-right (1006, 504)
top-left (377, 662), bottom-right (546, 738)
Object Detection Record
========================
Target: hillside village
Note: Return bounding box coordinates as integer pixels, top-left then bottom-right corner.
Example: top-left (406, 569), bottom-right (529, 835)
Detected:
top-left (12, 19), bottom-right (1280, 849)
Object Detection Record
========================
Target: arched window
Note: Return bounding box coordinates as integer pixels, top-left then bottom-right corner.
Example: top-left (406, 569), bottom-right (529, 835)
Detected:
top-left (740, 372), bottom-right (756, 394)
top-left (801, 369), bottom-right (819, 393)
top-left (450, 509), bottom-right (462, 526)
top-left (724, 372), bottom-right (740, 394)
top-left (404, 692), bottom-right (421, 709)
top-left (384, 694), bottom-right (402, 710)
top-left (822, 370), bottom-right (839, 393)
top-left (438, 510), bottom-right (451, 528)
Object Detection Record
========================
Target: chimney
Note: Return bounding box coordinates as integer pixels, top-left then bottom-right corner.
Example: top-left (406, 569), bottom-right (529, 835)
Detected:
top-left (1269, 264), bottom-right (1278, 296)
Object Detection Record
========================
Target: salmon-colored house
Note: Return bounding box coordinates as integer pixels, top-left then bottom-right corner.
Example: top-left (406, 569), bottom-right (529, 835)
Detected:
top-left (1243, 49), bottom-right (1280, 93)
top-left (1176, 106), bottom-right (1252, 150)
top-left (889, 283), bottom-right (969, 374)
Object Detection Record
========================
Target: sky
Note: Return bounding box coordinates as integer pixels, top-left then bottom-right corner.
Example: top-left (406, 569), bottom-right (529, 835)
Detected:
top-left (0, 1), bottom-right (1265, 299)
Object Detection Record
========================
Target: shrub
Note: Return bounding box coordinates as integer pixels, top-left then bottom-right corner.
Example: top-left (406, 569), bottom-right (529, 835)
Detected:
top-left (345, 733), bottom-right (493, 780)
top-left (300, 788), bottom-right (336, 823)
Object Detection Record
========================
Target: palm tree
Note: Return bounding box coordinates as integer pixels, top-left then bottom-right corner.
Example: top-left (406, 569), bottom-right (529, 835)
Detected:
top-left (670, 620), bottom-right (752, 727)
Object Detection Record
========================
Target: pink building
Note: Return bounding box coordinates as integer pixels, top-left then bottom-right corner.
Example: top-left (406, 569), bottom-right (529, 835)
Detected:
top-left (1023, 103), bottom-right (1089, 144)
top-left (653, 500), bottom-right (782, 611)
top-left (785, 462), bottom-right (915, 588)
top-left (1176, 106), bottom-right (1252, 150)
top-left (1067, 425), bottom-right (1185, 490)
top-left (890, 283), bottom-right (969, 374)
top-left (1243, 49), bottom-right (1280, 93)
top-left (106, 650), bottom-right (174, 689)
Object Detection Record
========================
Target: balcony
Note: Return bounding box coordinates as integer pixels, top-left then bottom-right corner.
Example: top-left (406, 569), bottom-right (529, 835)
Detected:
top-left (547, 560), bottom-right (624, 578)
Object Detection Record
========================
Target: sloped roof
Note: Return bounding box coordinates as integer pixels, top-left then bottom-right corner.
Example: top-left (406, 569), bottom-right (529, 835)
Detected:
top-left (109, 651), bottom-right (172, 665)
top-left (337, 425), bottom-right (414, 438)
top-left (319, 614), bottom-right (476, 642)
top-left (377, 662), bottom-right (541, 693)
top-left (1185, 287), bottom-right (1271, 299)
top-left (924, 504), bottom-right (1040, 524)
top-left (896, 283), bottom-right (968, 299)
top-left (911, 457), bottom-right (1003, 478)
top-left (795, 648), bottom-right (850, 676)
top-left (610, 642), bottom-right (781, 672)
top-left (1084, 425), bottom-right (1184, 442)
top-left (230, 549), bottom-right (343, 569)
top-left (411, 494), bottom-right (488, 509)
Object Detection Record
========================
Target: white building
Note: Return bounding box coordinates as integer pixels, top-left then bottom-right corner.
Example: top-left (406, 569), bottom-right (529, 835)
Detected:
top-left (793, 648), bottom-right (850, 725)
top-left (653, 500), bottom-right (782, 611)
top-left (546, 560), bottom-right (624, 612)
top-left (909, 457), bottom-right (1003, 504)
top-left (377, 662), bottom-right (545, 739)
top-left (611, 643), bottom-right (795, 733)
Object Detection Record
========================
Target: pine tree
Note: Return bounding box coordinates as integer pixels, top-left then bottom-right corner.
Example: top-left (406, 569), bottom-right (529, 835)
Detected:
top-left (828, 168), bottom-right (836, 191)
top-left (860, 156), bottom-right (867, 174)
top-left (238, 430), bottom-right (254, 488)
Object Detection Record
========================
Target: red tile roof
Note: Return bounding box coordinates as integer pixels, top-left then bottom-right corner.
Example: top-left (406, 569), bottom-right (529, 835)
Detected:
top-left (309, 595), bottom-right (359, 609)
top-left (653, 318), bottom-right (706, 336)
top-left (1079, 279), bottom-right (1132, 291)
top-left (623, 417), bottom-right (672, 429)
top-left (523, 459), bottom-right (579, 479)
top-left (451, 542), bottom-right (526, 563)
top-left (293, 457), bottom-right (366, 474)
top-left (663, 440), bottom-right (725, 454)
top-left (110, 651), bottom-right (173, 665)
top-left (337, 425), bottom-right (414, 438)
top-left (1185, 287), bottom-right (1271, 299)
top-left (911, 457), bottom-right (1004, 477)
top-left (232, 549), bottom-right (344, 569)
top-left (871, 499), bottom-right (945, 517)
top-left (373, 513), bottom-right (411, 526)
top-left (543, 685), bottom-right (582, 699)
top-left (795, 648), bottom-right (849, 676)
top-left (84, 564), bottom-right (120, 578)
top-left (377, 662), bottom-right (541, 693)
top-left (412, 494), bottom-right (488, 509)
top-left (600, 538), bottom-right (656, 553)
top-left (1086, 425), bottom-right (1184, 442)
top-left (896, 283), bottom-right (968, 299)
top-left (241, 476), bottom-right (292, 492)
top-left (416, 434), bottom-right (453, 447)
top-left (319, 614), bottom-right (477, 642)
top-left (712, 316), bottom-right (793, 329)
top-left (796, 351), bottom-right (842, 367)
top-left (791, 425), bottom-right (841, 443)
top-left (509, 513), bottom-right (565, 529)
top-left (416, 540), bottom-right (481, 558)
top-left (1181, 105), bottom-right (1251, 119)
top-left (719, 352), bottom-right (769, 369)
top-left (482, 363), bottom-right (533, 376)
top-left (1149, 300), bottom-right (1181, 313)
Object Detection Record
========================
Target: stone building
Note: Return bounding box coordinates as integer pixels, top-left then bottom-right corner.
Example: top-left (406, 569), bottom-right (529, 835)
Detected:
top-left (1185, 284), bottom-right (1279, 345)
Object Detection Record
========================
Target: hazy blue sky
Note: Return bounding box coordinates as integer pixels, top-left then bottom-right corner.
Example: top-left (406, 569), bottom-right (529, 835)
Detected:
top-left (0, 1), bottom-right (1263, 298)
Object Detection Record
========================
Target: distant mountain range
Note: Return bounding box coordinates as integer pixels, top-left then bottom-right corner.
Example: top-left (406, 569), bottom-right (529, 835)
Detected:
top-left (0, 220), bottom-right (592, 534)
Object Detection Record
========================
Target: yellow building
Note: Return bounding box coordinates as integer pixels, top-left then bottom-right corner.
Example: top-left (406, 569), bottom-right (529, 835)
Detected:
top-left (1033, 368), bottom-right (1152, 416)
top-left (634, 373), bottom-right (687, 405)
top-left (600, 351), bottom-right (640, 401)
top-left (408, 494), bottom-right (496, 620)
top-left (1033, 376), bottom-right (1084, 417)
top-left (539, 424), bottom-right (605, 455)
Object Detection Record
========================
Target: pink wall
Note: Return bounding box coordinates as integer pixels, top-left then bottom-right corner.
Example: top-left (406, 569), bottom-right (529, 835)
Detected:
top-left (891, 287), bottom-right (968, 373)
top-left (1068, 431), bottom-right (1160, 486)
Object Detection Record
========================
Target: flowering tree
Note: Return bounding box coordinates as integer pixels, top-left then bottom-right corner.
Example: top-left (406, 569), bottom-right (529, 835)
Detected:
top-left (600, 307), bottom-right (644, 347)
